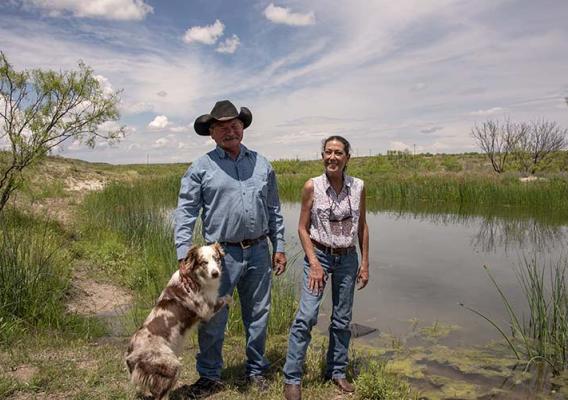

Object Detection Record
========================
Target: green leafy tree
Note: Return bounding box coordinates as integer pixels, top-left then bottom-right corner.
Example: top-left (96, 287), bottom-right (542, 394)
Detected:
top-left (0, 51), bottom-right (124, 213)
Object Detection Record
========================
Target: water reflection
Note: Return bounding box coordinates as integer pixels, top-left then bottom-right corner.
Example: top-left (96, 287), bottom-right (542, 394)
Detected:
top-left (375, 202), bottom-right (568, 254)
top-left (472, 216), bottom-right (567, 254)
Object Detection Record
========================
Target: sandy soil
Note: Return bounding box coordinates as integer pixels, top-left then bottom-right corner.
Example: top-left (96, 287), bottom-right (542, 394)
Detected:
top-left (66, 264), bottom-right (132, 316)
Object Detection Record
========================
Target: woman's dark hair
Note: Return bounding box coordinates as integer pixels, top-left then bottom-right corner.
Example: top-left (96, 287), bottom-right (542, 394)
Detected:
top-left (322, 135), bottom-right (351, 156)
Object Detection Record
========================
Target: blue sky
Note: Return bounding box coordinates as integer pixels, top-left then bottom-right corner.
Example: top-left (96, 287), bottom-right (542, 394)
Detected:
top-left (1, 0), bottom-right (567, 163)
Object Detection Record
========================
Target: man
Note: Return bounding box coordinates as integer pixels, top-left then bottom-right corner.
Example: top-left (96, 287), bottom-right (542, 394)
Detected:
top-left (174, 100), bottom-right (287, 396)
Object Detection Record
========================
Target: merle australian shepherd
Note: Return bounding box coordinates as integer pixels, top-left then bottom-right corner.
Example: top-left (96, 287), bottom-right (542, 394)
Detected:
top-left (126, 243), bottom-right (229, 400)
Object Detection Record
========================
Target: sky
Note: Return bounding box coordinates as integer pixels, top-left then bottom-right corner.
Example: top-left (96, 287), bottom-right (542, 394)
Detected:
top-left (1, 0), bottom-right (567, 164)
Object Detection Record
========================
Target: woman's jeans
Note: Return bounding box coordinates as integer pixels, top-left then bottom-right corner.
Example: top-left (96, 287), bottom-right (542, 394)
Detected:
top-left (283, 248), bottom-right (359, 384)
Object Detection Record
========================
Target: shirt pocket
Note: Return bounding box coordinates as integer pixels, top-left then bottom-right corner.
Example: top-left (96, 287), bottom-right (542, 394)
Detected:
top-left (244, 171), bottom-right (268, 200)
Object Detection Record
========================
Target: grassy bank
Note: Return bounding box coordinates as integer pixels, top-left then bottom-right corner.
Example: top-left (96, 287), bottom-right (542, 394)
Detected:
top-left (0, 210), bottom-right (105, 345)
top-left (273, 153), bottom-right (568, 211)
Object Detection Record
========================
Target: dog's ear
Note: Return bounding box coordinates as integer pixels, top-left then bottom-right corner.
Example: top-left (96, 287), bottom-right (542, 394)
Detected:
top-left (213, 242), bottom-right (225, 258)
top-left (182, 245), bottom-right (200, 274)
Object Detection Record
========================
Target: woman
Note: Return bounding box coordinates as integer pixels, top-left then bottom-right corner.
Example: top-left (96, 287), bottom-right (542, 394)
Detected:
top-left (283, 136), bottom-right (369, 400)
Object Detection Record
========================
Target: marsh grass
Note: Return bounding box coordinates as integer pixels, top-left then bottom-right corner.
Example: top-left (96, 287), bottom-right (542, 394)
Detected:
top-left (273, 154), bottom-right (568, 210)
top-left (277, 171), bottom-right (568, 212)
top-left (462, 257), bottom-right (568, 373)
top-left (0, 210), bottom-right (104, 344)
top-left (355, 360), bottom-right (415, 400)
top-left (79, 175), bottom-right (180, 300)
top-left (79, 175), bottom-right (298, 336)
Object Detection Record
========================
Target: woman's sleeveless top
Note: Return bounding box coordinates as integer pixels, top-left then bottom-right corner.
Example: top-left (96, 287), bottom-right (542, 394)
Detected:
top-left (309, 173), bottom-right (364, 248)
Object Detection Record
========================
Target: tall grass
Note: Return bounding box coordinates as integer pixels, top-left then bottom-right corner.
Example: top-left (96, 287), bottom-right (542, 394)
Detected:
top-left (276, 170), bottom-right (568, 212)
top-left (462, 257), bottom-right (568, 373)
top-left (79, 175), bottom-right (298, 335)
top-left (0, 210), bottom-right (104, 344)
top-left (79, 175), bottom-right (180, 297)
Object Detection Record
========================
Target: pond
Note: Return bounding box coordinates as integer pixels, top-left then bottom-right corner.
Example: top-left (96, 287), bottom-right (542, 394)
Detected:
top-left (280, 202), bottom-right (568, 346)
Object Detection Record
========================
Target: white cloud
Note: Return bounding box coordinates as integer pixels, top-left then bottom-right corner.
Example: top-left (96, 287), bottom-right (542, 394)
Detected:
top-left (216, 34), bottom-right (240, 54)
top-left (183, 19), bottom-right (224, 45)
top-left (120, 101), bottom-right (154, 115)
top-left (421, 126), bottom-right (444, 134)
top-left (169, 125), bottom-right (192, 133)
top-left (22, 0), bottom-right (153, 20)
top-left (94, 74), bottom-right (114, 96)
top-left (67, 139), bottom-right (82, 150)
top-left (148, 115), bottom-right (169, 129)
top-left (411, 82), bottom-right (428, 92)
top-left (264, 4), bottom-right (315, 26)
top-left (469, 107), bottom-right (505, 116)
top-left (388, 141), bottom-right (410, 152)
top-left (153, 135), bottom-right (176, 148)
top-left (98, 120), bottom-right (121, 132)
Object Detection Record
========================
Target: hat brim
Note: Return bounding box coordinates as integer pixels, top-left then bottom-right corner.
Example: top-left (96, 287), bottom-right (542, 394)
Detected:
top-left (194, 107), bottom-right (252, 136)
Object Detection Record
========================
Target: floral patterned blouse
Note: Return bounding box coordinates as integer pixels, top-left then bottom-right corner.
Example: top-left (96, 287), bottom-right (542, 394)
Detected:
top-left (309, 173), bottom-right (364, 249)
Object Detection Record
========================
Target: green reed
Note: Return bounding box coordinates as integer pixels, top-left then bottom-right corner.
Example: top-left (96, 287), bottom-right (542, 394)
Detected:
top-left (0, 210), bottom-right (103, 344)
top-left (79, 175), bottom-right (180, 300)
top-left (79, 174), bottom-right (298, 335)
top-left (462, 257), bottom-right (568, 373)
top-left (275, 169), bottom-right (568, 212)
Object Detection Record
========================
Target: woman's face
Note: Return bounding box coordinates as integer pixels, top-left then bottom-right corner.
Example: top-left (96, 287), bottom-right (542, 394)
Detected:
top-left (322, 139), bottom-right (350, 175)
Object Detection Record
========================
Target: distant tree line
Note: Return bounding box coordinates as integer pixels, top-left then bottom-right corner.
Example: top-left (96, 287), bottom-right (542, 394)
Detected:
top-left (471, 118), bottom-right (568, 175)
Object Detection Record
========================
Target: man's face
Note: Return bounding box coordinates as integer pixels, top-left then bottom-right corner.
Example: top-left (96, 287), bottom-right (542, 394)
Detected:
top-left (210, 118), bottom-right (244, 154)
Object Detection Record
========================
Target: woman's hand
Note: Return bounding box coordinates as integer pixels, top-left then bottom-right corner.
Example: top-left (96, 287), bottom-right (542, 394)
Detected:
top-left (357, 264), bottom-right (369, 290)
top-left (308, 262), bottom-right (326, 294)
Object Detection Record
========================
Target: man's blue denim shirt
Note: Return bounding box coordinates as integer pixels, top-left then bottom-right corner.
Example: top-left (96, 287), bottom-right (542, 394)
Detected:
top-left (174, 144), bottom-right (286, 261)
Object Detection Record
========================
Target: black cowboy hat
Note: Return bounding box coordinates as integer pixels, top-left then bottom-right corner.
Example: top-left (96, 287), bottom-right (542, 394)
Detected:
top-left (194, 100), bottom-right (252, 136)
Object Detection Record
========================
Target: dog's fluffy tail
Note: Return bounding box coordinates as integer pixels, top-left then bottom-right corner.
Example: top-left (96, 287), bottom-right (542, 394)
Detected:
top-left (128, 351), bottom-right (180, 400)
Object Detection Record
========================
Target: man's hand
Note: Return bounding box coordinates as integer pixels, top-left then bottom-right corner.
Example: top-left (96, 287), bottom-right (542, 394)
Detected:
top-left (272, 252), bottom-right (287, 276)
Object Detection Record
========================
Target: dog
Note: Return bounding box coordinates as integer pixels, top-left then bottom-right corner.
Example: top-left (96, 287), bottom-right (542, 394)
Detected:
top-left (126, 243), bottom-right (229, 400)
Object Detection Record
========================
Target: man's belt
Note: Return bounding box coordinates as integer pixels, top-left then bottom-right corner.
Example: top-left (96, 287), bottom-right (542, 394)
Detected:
top-left (311, 239), bottom-right (356, 256)
top-left (221, 234), bottom-right (267, 249)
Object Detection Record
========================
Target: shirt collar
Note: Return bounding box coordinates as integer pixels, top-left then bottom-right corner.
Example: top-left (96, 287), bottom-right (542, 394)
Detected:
top-left (323, 172), bottom-right (351, 194)
top-left (215, 144), bottom-right (250, 159)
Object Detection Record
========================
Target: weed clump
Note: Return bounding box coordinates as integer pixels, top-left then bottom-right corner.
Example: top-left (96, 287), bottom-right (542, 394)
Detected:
top-left (355, 360), bottom-right (414, 400)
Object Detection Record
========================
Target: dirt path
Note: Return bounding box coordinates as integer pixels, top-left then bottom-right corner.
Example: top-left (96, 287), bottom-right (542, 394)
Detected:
top-left (66, 262), bottom-right (133, 317)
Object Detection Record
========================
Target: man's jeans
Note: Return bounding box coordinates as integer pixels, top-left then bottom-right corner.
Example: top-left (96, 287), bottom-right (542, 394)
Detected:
top-left (196, 240), bottom-right (272, 379)
top-left (283, 248), bottom-right (358, 384)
